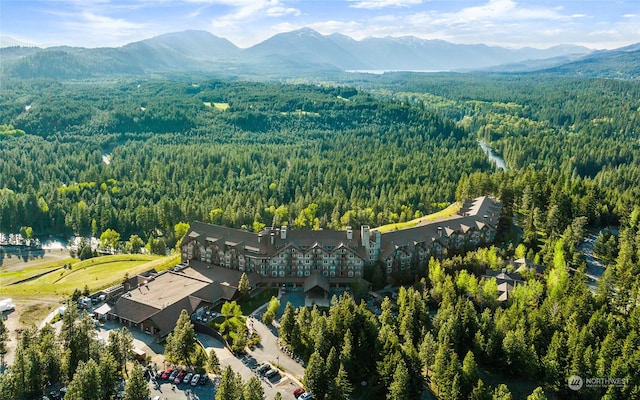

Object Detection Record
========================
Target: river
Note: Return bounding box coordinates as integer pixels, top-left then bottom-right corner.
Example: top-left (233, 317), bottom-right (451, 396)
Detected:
top-left (478, 140), bottom-right (508, 171)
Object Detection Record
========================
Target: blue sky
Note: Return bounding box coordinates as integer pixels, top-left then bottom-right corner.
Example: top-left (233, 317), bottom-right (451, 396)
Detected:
top-left (1, 0), bottom-right (638, 49)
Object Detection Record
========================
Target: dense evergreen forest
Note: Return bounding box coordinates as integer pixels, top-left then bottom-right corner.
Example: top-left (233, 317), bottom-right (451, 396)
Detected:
top-left (2, 74), bottom-right (640, 399)
top-left (0, 78), bottom-right (490, 244)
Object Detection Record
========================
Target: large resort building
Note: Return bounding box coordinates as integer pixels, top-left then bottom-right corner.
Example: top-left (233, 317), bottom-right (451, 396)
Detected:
top-left (181, 196), bottom-right (502, 288)
top-left (105, 196), bottom-right (501, 335)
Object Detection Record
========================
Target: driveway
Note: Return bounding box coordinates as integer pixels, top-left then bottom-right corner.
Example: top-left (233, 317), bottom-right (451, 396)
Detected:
top-left (247, 316), bottom-right (305, 380)
top-left (197, 332), bottom-right (298, 400)
top-left (97, 320), bottom-right (165, 364)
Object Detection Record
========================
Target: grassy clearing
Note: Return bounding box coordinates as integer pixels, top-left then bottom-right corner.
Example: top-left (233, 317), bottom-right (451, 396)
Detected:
top-left (0, 257), bottom-right (77, 285)
top-left (280, 110), bottom-right (320, 117)
top-left (18, 302), bottom-right (59, 325)
top-left (0, 254), bottom-right (179, 299)
top-left (374, 202), bottom-right (462, 233)
top-left (213, 102), bottom-right (229, 111)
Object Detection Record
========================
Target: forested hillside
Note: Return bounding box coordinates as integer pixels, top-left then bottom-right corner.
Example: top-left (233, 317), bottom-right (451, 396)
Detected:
top-left (0, 78), bottom-right (490, 245)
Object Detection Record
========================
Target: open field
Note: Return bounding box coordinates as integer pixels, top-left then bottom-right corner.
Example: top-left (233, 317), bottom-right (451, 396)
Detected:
top-left (0, 257), bottom-right (77, 285)
top-left (374, 202), bottom-right (462, 233)
top-left (0, 253), bottom-right (179, 366)
top-left (0, 253), bottom-right (180, 299)
top-left (213, 102), bottom-right (230, 110)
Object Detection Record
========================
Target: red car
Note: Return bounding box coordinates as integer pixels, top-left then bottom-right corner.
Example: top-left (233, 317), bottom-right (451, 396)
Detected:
top-left (160, 368), bottom-right (172, 380)
top-left (293, 388), bottom-right (305, 398)
top-left (174, 370), bottom-right (186, 384)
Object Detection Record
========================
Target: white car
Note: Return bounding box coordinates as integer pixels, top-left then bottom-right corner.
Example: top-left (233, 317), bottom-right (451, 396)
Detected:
top-left (299, 392), bottom-right (314, 400)
top-left (191, 374), bottom-right (200, 386)
top-left (183, 372), bottom-right (193, 384)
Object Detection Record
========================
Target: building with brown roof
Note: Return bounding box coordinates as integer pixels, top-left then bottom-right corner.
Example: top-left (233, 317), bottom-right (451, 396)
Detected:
top-left (108, 268), bottom-right (238, 336)
top-left (181, 196), bottom-right (502, 286)
top-left (481, 269), bottom-right (524, 302)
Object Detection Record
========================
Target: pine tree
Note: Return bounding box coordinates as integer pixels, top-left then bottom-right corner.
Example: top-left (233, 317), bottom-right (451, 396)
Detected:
top-left (279, 302), bottom-right (297, 345)
top-left (64, 359), bottom-right (102, 400)
top-left (329, 362), bottom-right (353, 400)
top-left (243, 375), bottom-right (265, 400)
top-left (238, 272), bottom-right (251, 297)
top-left (493, 384), bottom-right (513, 400)
top-left (208, 349), bottom-right (221, 374)
top-left (98, 352), bottom-right (119, 400)
top-left (470, 379), bottom-right (491, 400)
top-left (339, 329), bottom-right (354, 379)
top-left (527, 387), bottom-right (548, 400)
top-left (0, 318), bottom-right (7, 364)
top-left (462, 350), bottom-right (479, 396)
top-left (304, 351), bottom-right (328, 400)
top-left (107, 327), bottom-right (133, 376)
top-left (387, 359), bottom-right (411, 400)
top-left (325, 346), bottom-right (339, 378)
top-left (165, 309), bottom-right (196, 366)
top-left (123, 366), bottom-right (150, 400)
top-left (216, 366), bottom-right (243, 400)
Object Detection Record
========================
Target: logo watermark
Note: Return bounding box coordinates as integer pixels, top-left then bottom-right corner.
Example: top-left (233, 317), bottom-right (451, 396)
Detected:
top-left (568, 375), bottom-right (629, 391)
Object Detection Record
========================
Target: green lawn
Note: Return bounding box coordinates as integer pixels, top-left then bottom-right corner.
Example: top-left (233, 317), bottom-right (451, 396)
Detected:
top-left (0, 254), bottom-right (180, 299)
top-left (375, 202), bottom-right (462, 233)
top-left (0, 258), bottom-right (77, 285)
top-left (211, 288), bottom-right (279, 315)
top-left (238, 288), bottom-right (279, 315)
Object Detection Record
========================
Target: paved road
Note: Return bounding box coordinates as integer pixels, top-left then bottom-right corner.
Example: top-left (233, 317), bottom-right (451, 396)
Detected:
top-left (197, 332), bottom-right (298, 400)
top-left (247, 316), bottom-right (305, 381)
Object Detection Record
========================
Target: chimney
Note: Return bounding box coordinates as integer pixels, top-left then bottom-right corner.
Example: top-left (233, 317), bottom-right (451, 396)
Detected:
top-left (437, 226), bottom-right (443, 237)
top-left (258, 234), bottom-right (262, 243)
top-left (280, 226), bottom-right (287, 240)
top-left (270, 232), bottom-right (275, 245)
top-left (361, 225), bottom-right (370, 246)
top-left (346, 226), bottom-right (353, 240)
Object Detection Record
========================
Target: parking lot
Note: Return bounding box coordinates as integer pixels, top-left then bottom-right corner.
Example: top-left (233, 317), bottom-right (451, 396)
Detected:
top-left (197, 332), bottom-right (299, 400)
top-left (147, 374), bottom-right (217, 400)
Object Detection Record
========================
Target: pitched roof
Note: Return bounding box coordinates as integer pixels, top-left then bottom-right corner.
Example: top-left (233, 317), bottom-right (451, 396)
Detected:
top-left (110, 267), bottom-right (238, 334)
top-left (304, 273), bottom-right (330, 293)
top-left (148, 296), bottom-right (201, 336)
top-left (93, 303), bottom-right (111, 316)
top-left (111, 296), bottom-right (160, 324)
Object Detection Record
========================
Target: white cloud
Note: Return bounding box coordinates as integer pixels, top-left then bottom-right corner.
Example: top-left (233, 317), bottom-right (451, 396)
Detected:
top-left (208, 0), bottom-right (300, 28)
top-left (70, 11), bottom-right (146, 36)
top-left (348, 0), bottom-right (422, 9)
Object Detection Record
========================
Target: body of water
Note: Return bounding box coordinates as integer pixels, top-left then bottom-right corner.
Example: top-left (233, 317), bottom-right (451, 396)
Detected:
top-left (478, 140), bottom-right (508, 171)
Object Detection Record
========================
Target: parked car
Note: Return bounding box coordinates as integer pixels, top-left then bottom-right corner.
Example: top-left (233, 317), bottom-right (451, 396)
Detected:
top-left (160, 368), bottom-right (172, 380)
top-left (191, 374), bottom-right (200, 386)
top-left (198, 374), bottom-right (209, 385)
top-left (265, 368), bottom-right (278, 379)
top-left (299, 392), bottom-right (313, 400)
top-left (168, 369), bottom-right (179, 381)
top-left (293, 388), bottom-right (305, 398)
top-left (257, 364), bottom-right (271, 375)
top-left (174, 370), bottom-right (186, 384)
top-left (183, 372), bottom-right (193, 384)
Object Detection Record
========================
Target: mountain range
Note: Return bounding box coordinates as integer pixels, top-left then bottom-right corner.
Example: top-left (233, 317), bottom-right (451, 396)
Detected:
top-left (1, 29), bottom-right (637, 79)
